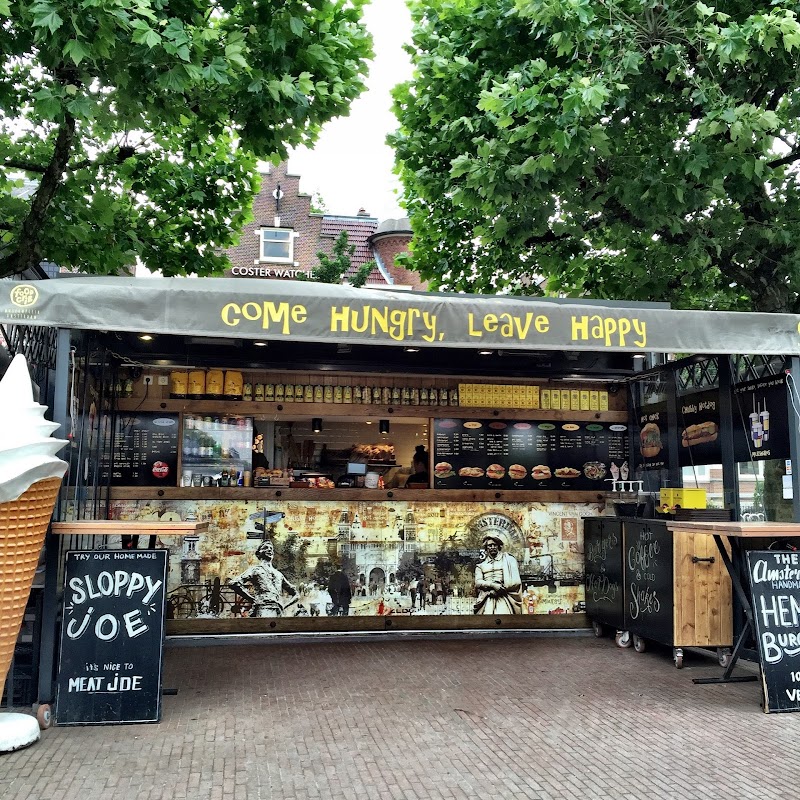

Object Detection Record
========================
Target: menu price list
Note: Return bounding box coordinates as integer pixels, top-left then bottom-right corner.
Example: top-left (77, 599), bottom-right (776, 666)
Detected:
top-left (100, 412), bottom-right (180, 486)
top-left (433, 418), bottom-right (629, 491)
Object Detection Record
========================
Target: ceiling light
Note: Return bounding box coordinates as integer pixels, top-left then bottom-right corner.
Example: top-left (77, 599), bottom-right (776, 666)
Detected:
top-left (404, 347), bottom-right (420, 353)
top-left (312, 418), bottom-right (322, 433)
top-left (379, 419), bottom-right (390, 434)
top-left (138, 334), bottom-right (153, 341)
top-left (478, 349), bottom-right (493, 356)
top-left (253, 341), bottom-right (268, 347)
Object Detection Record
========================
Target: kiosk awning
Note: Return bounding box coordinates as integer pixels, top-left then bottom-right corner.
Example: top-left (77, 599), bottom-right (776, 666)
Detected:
top-left (2, 277), bottom-right (799, 355)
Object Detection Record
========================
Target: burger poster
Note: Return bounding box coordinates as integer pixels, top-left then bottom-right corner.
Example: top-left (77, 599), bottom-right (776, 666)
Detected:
top-left (677, 390), bottom-right (721, 467)
top-left (638, 405), bottom-right (668, 471)
top-left (433, 418), bottom-right (628, 490)
top-left (733, 374), bottom-right (790, 462)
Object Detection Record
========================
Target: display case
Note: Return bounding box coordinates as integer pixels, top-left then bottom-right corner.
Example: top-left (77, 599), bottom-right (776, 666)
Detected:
top-left (180, 414), bottom-right (253, 486)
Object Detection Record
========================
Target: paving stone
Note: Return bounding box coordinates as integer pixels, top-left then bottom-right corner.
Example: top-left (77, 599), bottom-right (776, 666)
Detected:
top-left (1, 637), bottom-right (799, 799)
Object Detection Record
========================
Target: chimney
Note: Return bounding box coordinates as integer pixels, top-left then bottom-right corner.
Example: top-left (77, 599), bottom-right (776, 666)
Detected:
top-left (357, 208), bottom-right (370, 217)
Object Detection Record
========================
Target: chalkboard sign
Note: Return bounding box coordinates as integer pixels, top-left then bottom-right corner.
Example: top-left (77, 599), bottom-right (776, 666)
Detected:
top-left (584, 518), bottom-right (625, 629)
top-left (433, 418), bottom-right (629, 490)
top-left (55, 550), bottom-right (168, 725)
top-left (747, 550), bottom-right (800, 713)
top-left (623, 521), bottom-right (674, 645)
top-left (100, 412), bottom-right (180, 486)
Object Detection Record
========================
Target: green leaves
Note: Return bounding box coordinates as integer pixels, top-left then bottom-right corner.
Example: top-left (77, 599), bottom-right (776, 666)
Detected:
top-left (0, 0), bottom-right (373, 278)
top-left (393, 0), bottom-right (800, 312)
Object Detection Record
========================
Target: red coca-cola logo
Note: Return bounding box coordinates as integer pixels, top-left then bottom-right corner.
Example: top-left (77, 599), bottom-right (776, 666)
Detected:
top-left (152, 461), bottom-right (169, 479)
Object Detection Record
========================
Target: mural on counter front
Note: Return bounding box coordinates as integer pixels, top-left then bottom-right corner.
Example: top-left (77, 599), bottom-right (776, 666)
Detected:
top-left (108, 499), bottom-right (603, 620)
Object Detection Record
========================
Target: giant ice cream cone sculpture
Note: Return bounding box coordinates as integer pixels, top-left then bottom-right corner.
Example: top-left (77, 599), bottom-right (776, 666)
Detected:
top-left (0, 355), bottom-right (68, 690)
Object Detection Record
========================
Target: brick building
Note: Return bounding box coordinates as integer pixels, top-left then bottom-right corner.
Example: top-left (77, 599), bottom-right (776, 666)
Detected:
top-left (224, 162), bottom-right (422, 288)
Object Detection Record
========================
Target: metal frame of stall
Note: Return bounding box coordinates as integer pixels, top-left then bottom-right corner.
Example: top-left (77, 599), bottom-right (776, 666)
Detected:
top-left (5, 276), bottom-right (800, 717)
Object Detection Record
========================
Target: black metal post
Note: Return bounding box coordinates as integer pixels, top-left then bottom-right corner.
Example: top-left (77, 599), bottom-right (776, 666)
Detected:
top-left (36, 328), bottom-right (71, 706)
top-left (718, 356), bottom-right (740, 519)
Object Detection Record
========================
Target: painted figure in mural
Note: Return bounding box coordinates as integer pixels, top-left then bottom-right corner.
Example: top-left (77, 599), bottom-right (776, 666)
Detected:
top-left (473, 534), bottom-right (522, 615)
top-left (229, 540), bottom-right (298, 617)
top-left (327, 569), bottom-right (352, 616)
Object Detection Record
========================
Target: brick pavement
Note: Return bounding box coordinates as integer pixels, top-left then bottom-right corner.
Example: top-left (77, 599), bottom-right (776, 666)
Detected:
top-left (1, 635), bottom-right (799, 799)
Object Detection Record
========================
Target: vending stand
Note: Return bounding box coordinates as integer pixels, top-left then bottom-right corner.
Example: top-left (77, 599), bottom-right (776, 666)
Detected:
top-left (3, 276), bottom-right (800, 717)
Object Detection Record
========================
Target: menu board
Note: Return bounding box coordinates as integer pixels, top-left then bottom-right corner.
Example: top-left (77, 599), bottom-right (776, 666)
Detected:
top-left (101, 412), bottom-right (180, 486)
top-left (433, 418), bottom-right (629, 490)
top-left (747, 550), bottom-right (800, 713)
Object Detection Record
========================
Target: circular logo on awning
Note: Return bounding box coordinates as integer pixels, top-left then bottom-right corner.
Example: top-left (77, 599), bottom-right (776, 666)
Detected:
top-left (10, 284), bottom-right (39, 307)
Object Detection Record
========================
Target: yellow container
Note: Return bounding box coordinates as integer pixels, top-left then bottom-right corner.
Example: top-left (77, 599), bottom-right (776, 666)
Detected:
top-left (223, 370), bottom-right (243, 399)
top-left (206, 369), bottom-right (224, 397)
top-left (188, 370), bottom-right (206, 398)
top-left (660, 488), bottom-right (707, 509)
top-left (170, 371), bottom-right (188, 398)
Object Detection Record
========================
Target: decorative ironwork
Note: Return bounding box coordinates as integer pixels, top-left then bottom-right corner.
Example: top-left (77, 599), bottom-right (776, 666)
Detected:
top-left (731, 354), bottom-right (786, 385)
top-left (676, 357), bottom-right (719, 394)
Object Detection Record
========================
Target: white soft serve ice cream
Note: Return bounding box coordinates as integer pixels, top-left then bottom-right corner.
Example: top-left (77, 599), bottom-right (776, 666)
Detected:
top-left (0, 354), bottom-right (68, 504)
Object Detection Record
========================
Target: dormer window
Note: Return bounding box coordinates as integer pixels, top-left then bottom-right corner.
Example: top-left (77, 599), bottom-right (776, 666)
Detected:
top-left (259, 227), bottom-right (293, 263)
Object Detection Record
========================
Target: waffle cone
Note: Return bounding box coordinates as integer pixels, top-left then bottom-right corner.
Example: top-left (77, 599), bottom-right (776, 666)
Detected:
top-left (0, 477), bottom-right (62, 690)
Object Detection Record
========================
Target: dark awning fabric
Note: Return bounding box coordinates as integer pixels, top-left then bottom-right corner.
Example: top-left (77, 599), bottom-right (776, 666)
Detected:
top-left (1, 276), bottom-right (799, 355)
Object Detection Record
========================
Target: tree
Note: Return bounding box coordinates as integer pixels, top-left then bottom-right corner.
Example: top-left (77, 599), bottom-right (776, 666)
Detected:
top-left (276, 532), bottom-right (310, 582)
top-left (1, 0), bottom-right (373, 278)
top-left (391, 0), bottom-right (800, 313)
top-left (304, 229), bottom-right (374, 286)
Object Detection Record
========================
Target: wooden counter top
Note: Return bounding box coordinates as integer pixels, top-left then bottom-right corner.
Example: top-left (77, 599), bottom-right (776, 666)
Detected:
top-left (108, 487), bottom-right (609, 503)
top-left (666, 521), bottom-right (800, 538)
top-left (51, 521), bottom-right (209, 536)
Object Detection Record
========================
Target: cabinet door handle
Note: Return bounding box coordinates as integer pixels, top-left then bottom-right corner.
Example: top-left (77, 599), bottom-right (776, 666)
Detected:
top-left (691, 555), bottom-right (715, 564)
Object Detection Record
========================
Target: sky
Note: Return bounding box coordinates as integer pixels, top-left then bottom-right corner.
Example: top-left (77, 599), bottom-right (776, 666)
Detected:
top-left (287, 0), bottom-right (414, 222)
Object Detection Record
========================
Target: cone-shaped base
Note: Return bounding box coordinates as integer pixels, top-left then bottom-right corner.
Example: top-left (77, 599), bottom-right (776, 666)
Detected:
top-left (0, 477), bottom-right (62, 690)
top-left (0, 713), bottom-right (40, 752)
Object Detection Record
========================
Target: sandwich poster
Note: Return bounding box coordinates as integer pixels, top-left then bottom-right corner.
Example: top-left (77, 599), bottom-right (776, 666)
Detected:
top-left (733, 374), bottom-right (790, 463)
top-left (677, 390), bottom-right (721, 467)
top-left (638, 404), bottom-right (669, 471)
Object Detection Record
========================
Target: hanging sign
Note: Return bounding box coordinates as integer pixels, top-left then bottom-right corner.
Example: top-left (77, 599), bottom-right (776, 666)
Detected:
top-left (55, 550), bottom-right (168, 725)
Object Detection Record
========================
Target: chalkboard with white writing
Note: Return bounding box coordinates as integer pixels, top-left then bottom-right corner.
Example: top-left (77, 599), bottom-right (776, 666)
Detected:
top-left (55, 550), bottom-right (168, 725)
top-left (747, 550), bottom-right (800, 713)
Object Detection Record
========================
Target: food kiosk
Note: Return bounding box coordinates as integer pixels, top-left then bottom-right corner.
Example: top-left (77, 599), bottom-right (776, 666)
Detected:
top-left (4, 277), bottom-right (800, 703)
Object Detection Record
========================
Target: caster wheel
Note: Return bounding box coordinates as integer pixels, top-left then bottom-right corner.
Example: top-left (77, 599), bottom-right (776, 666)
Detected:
top-left (615, 630), bottom-right (632, 648)
top-left (592, 621), bottom-right (604, 638)
top-left (673, 648), bottom-right (684, 669)
top-left (717, 648), bottom-right (732, 668)
top-left (633, 635), bottom-right (647, 653)
top-left (35, 703), bottom-right (52, 730)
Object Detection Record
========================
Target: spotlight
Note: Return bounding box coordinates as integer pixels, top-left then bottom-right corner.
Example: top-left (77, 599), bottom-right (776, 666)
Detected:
top-left (253, 341), bottom-right (269, 348)
top-left (379, 419), bottom-right (390, 434)
top-left (404, 347), bottom-right (420, 353)
top-left (138, 334), bottom-right (153, 341)
top-left (312, 418), bottom-right (322, 433)
top-left (478, 349), bottom-right (493, 356)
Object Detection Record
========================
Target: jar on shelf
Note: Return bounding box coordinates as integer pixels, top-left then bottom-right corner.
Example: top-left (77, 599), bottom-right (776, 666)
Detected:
top-left (188, 370), bottom-right (206, 399)
top-left (429, 387), bottom-right (438, 406)
top-left (343, 385), bottom-right (353, 404)
top-left (382, 386), bottom-right (391, 405)
top-left (410, 387), bottom-right (419, 406)
top-left (170, 371), bottom-right (188, 399)
top-left (401, 387), bottom-right (411, 405)
top-left (314, 385), bottom-right (324, 403)
top-left (420, 387), bottom-right (429, 405)
top-left (206, 369), bottom-right (224, 398)
top-left (284, 384), bottom-right (294, 401)
top-left (275, 384), bottom-right (285, 402)
top-left (354, 385), bottom-right (363, 403)
top-left (295, 384), bottom-right (305, 402)
top-left (304, 385), bottom-right (314, 403)
top-left (449, 387), bottom-right (459, 406)
top-left (224, 370), bottom-right (243, 400)
top-left (333, 385), bottom-right (343, 403)
top-left (254, 383), bottom-right (265, 402)
top-left (323, 385), bottom-right (333, 403)
top-left (391, 386), bottom-right (401, 405)
top-left (243, 382), bottom-right (253, 401)
top-left (264, 383), bottom-right (275, 401)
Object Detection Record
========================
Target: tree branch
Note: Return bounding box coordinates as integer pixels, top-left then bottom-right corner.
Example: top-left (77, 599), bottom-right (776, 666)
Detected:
top-left (2, 160), bottom-right (48, 174)
top-left (767, 150), bottom-right (800, 169)
top-left (0, 111), bottom-right (76, 278)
